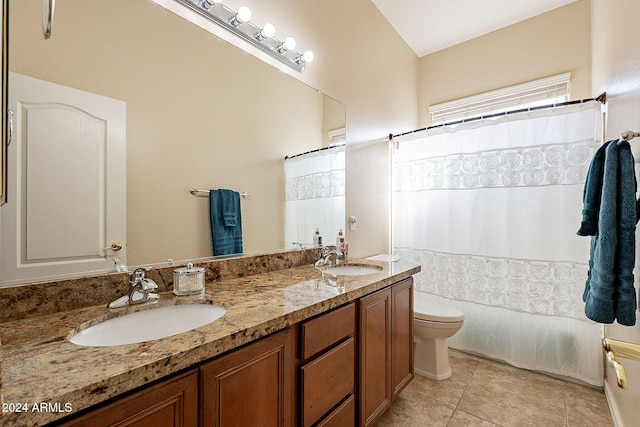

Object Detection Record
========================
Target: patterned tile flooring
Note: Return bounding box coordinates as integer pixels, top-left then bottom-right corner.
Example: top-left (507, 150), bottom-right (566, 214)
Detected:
top-left (377, 349), bottom-right (613, 426)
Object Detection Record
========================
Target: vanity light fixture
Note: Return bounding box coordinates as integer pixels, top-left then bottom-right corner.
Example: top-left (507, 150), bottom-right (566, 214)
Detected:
top-left (174, 0), bottom-right (314, 72)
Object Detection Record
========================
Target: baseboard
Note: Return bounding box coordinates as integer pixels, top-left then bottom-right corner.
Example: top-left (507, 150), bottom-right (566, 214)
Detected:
top-left (414, 366), bottom-right (451, 380)
top-left (604, 380), bottom-right (624, 427)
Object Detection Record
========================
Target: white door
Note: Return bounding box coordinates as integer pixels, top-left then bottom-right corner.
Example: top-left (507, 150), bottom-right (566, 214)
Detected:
top-left (0, 72), bottom-right (126, 283)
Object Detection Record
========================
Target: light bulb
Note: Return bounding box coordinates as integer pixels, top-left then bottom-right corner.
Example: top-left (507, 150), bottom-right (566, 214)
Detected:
top-left (255, 22), bottom-right (275, 41)
top-left (262, 23), bottom-right (276, 38)
top-left (236, 6), bottom-right (251, 23)
top-left (277, 36), bottom-right (297, 53)
top-left (295, 50), bottom-right (314, 66)
top-left (284, 36), bottom-right (296, 50)
top-left (276, 36), bottom-right (296, 53)
top-left (229, 6), bottom-right (251, 26)
top-left (302, 50), bottom-right (314, 63)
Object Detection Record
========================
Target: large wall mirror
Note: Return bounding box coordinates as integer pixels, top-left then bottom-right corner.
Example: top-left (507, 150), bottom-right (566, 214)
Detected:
top-left (0, 0), bottom-right (345, 285)
top-left (0, 0), bottom-right (6, 206)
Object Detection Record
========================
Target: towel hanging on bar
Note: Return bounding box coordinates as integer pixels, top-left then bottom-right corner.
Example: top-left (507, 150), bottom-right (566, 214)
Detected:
top-left (578, 139), bottom-right (637, 325)
top-left (209, 189), bottom-right (243, 256)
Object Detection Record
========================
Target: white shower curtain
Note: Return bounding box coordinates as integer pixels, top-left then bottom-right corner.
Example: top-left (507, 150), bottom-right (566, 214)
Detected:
top-left (392, 102), bottom-right (605, 386)
top-left (285, 146), bottom-right (345, 247)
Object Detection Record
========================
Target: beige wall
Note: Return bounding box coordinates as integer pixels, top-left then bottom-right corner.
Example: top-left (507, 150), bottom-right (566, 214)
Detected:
top-left (322, 96), bottom-right (346, 147)
top-left (417, 0), bottom-right (592, 128)
top-left (592, 1), bottom-right (640, 425)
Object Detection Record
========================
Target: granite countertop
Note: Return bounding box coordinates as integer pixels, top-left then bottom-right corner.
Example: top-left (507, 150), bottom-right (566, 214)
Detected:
top-left (0, 259), bottom-right (420, 426)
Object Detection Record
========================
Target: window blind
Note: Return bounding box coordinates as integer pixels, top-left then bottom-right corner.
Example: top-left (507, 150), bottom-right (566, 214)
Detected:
top-left (429, 72), bottom-right (571, 125)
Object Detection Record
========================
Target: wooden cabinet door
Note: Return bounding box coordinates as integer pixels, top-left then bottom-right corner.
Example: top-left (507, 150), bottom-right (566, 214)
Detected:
top-left (391, 278), bottom-right (414, 397)
top-left (358, 287), bottom-right (391, 427)
top-left (200, 329), bottom-right (292, 427)
top-left (59, 370), bottom-right (198, 427)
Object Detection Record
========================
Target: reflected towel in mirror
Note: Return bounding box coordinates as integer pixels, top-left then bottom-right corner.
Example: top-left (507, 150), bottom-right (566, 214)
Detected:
top-left (209, 189), bottom-right (243, 255)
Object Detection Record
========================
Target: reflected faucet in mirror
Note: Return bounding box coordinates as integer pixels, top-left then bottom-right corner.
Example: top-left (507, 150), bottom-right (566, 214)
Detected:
top-left (112, 257), bottom-right (128, 273)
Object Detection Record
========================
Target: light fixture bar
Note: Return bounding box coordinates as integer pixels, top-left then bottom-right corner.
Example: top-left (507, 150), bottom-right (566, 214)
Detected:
top-left (173, 0), bottom-right (312, 72)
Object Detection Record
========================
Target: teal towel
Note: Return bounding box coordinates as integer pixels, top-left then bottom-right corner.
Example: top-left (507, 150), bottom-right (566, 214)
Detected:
top-left (209, 189), bottom-right (243, 256)
top-left (220, 189), bottom-right (239, 227)
top-left (577, 141), bottom-right (611, 236)
top-left (614, 141), bottom-right (637, 325)
top-left (581, 140), bottom-right (637, 325)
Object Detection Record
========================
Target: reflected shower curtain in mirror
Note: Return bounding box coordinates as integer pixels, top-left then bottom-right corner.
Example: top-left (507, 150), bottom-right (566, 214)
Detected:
top-left (392, 102), bottom-right (604, 386)
top-left (285, 146), bottom-right (345, 247)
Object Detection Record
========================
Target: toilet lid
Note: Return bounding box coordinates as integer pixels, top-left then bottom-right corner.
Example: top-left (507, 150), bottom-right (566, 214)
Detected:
top-left (414, 294), bottom-right (464, 322)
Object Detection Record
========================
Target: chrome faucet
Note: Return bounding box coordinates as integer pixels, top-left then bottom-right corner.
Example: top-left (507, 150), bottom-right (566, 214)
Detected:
top-left (108, 267), bottom-right (160, 308)
top-left (314, 247), bottom-right (344, 267)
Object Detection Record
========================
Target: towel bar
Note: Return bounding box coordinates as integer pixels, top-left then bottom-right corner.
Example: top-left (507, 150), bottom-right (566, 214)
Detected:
top-left (189, 187), bottom-right (250, 198)
top-left (602, 338), bottom-right (640, 389)
top-left (620, 131), bottom-right (640, 142)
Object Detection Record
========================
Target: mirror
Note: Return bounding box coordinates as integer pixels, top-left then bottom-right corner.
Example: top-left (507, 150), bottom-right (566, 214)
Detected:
top-left (0, 0), bottom-right (345, 284)
top-left (0, 0), bottom-right (6, 206)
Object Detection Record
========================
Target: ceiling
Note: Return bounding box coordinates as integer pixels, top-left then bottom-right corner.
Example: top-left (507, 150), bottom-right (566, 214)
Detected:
top-left (371, 0), bottom-right (578, 57)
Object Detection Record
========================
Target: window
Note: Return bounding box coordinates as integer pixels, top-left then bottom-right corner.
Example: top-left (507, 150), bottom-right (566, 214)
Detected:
top-left (429, 72), bottom-right (571, 125)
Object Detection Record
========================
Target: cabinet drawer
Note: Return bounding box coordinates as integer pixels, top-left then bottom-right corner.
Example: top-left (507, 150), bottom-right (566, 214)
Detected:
top-left (301, 337), bottom-right (355, 427)
top-left (301, 302), bottom-right (355, 360)
top-left (317, 394), bottom-right (356, 427)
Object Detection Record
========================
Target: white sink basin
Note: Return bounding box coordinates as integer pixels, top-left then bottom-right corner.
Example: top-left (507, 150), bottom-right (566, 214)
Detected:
top-left (70, 303), bottom-right (226, 347)
top-left (321, 265), bottom-right (383, 276)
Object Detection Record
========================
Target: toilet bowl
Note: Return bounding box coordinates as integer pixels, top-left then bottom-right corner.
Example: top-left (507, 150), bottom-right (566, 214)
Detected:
top-left (413, 293), bottom-right (464, 380)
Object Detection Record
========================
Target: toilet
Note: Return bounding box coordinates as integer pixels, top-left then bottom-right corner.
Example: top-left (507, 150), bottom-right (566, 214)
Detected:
top-left (413, 292), bottom-right (464, 380)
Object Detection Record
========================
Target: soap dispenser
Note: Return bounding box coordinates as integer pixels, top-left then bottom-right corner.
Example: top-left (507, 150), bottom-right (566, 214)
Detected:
top-left (336, 229), bottom-right (346, 261)
top-left (313, 228), bottom-right (322, 246)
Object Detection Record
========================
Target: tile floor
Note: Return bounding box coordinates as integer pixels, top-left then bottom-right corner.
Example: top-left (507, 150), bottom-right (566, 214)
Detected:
top-left (377, 349), bottom-right (613, 426)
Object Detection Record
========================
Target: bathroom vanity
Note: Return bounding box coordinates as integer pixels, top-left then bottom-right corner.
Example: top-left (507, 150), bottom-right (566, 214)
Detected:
top-left (0, 250), bottom-right (419, 426)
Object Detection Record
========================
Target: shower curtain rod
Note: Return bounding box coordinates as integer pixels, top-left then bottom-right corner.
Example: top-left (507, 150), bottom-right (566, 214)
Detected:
top-left (284, 143), bottom-right (345, 160)
top-left (389, 92), bottom-right (607, 140)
